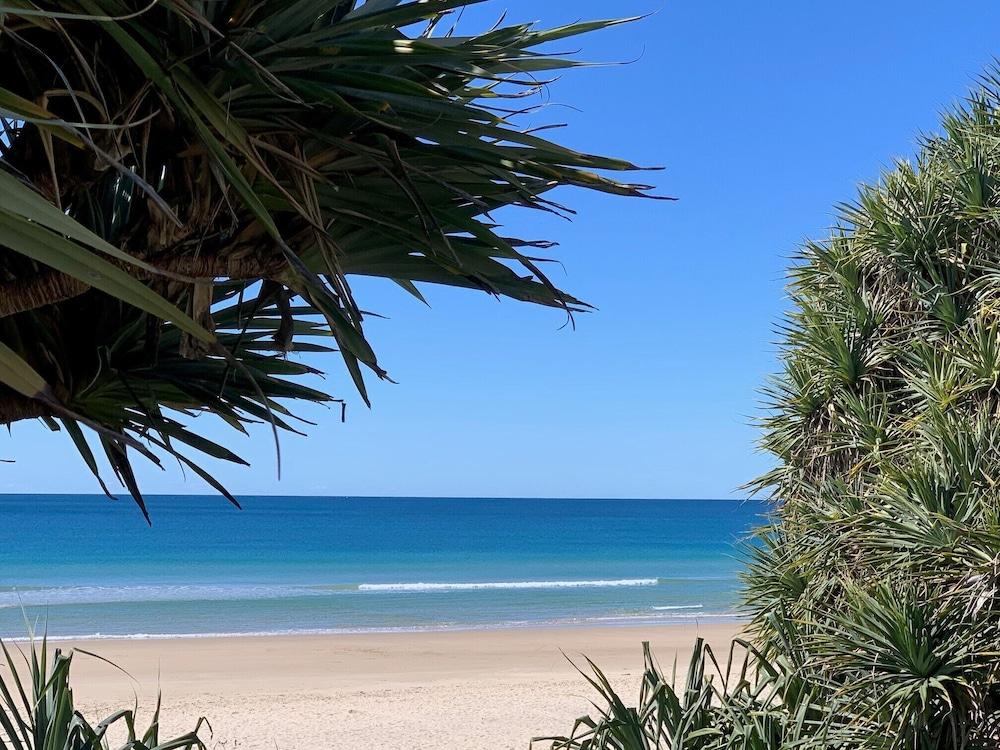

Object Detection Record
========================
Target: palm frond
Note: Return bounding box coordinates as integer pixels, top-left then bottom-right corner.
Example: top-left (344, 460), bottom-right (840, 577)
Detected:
top-left (0, 0), bottom-right (662, 512)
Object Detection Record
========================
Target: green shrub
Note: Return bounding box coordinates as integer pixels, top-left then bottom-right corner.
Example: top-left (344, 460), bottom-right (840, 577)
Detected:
top-left (534, 629), bottom-right (829, 750)
top-left (0, 634), bottom-right (206, 750)
top-left (543, 66), bottom-right (1000, 750)
top-left (743, 67), bottom-right (1000, 748)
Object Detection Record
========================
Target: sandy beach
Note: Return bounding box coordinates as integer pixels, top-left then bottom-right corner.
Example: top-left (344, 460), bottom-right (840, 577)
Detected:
top-left (37, 623), bottom-right (744, 750)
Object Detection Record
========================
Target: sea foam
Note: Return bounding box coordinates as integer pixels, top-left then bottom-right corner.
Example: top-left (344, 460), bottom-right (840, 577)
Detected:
top-left (651, 604), bottom-right (703, 610)
top-left (0, 584), bottom-right (326, 608)
top-left (357, 578), bottom-right (659, 592)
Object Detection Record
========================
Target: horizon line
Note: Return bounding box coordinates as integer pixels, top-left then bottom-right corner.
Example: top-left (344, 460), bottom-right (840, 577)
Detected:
top-left (0, 492), bottom-right (760, 502)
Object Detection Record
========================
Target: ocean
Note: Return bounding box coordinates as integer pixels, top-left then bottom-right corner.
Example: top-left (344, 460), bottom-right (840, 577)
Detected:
top-left (0, 495), bottom-right (764, 639)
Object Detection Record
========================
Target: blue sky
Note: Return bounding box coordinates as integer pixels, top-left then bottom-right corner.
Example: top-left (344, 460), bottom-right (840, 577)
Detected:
top-left (4, 0), bottom-right (1000, 498)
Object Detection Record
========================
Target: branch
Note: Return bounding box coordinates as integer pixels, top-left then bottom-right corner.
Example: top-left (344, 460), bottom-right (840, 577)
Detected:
top-left (0, 254), bottom-right (289, 427)
top-left (0, 253), bottom-right (285, 318)
top-left (0, 393), bottom-right (50, 425)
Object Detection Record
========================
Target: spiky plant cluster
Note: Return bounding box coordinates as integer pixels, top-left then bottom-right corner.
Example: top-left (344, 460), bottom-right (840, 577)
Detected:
top-left (536, 634), bottom-right (829, 750)
top-left (0, 1), bottom-right (657, 517)
top-left (541, 71), bottom-right (1000, 750)
top-left (743, 72), bottom-right (1000, 746)
top-left (0, 632), bottom-right (206, 750)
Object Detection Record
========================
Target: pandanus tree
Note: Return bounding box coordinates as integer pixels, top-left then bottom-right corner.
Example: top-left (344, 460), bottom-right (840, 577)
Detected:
top-left (0, 1), bottom-right (658, 516)
top-left (542, 69), bottom-right (1000, 750)
top-left (742, 71), bottom-right (1000, 746)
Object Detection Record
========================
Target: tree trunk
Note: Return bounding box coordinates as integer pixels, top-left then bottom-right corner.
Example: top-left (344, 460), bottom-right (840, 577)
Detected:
top-left (0, 254), bottom-right (285, 318)
top-left (0, 272), bottom-right (89, 318)
top-left (0, 393), bottom-right (49, 425)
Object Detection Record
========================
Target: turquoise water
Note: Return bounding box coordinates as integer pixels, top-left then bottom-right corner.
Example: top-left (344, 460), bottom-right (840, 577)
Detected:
top-left (0, 495), bottom-right (763, 638)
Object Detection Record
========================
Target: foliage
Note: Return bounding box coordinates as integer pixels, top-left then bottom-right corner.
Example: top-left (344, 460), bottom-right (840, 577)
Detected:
top-left (0, 0), bottom-right (658, 516)
top-left (534, 631), bottom-right (833, 750)
top-left (543, 67), bottom-right (1000, 750)
top-left (0, 632), bottom-right (206, 750)
top-left (740, 68), bottom-right (1000, 746)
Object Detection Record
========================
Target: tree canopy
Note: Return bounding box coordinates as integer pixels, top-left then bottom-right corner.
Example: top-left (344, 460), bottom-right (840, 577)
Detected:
top-left (744, 71), bottom-right (1000, 745)
top-left (540, 64), bottom-right (1000, 750)
top-left (0, 1), bottom-right (658, 517)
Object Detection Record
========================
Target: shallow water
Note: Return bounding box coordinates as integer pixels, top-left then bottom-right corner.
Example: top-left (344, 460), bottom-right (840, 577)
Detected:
top-left (0, 495), bottom-right (764, 638)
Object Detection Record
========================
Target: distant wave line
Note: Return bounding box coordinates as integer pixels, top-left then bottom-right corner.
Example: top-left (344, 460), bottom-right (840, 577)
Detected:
top-left (5, 611), bottom-right (748, 641)
top-left (651, 604), bottom-right (703, 611)
top-left (356, 579), bottom-right (660, 592)
top-left (0, 577), bottom-right (670, 607)
top-left (0, 584), bottom-right (328, 608)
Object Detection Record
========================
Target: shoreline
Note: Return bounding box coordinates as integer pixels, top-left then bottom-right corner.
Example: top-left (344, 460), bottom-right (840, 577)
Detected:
top-left (46, 622), bottom-right (744, 750)
top-left (15, 613), bottom-right (748, 643)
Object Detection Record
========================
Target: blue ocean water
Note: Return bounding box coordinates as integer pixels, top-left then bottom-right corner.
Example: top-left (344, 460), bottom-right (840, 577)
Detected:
top-left (0, 495), bottom-right (764, 639)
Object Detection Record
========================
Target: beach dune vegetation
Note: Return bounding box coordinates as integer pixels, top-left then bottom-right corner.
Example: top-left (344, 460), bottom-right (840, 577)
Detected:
top-left (0, 633), bottom-right (206, 750)
top-left (545, 68), bottom-right (1000, 749)
top-left (534, 636), bottom-right (826, 750)
top-left (742, 66), bottom-right (1000, 747)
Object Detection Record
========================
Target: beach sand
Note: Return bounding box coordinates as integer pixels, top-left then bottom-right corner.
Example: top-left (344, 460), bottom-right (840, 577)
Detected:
top-left (35, 623), bottom-right (744, 750)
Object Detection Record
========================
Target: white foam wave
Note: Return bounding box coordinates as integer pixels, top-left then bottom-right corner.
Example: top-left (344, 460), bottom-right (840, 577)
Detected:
top-left (0, 578), bottom-right (666, 606)
top-left (0, 584), bottom-right (326, 608)
top-left (651, 604), bottom-right (703, 611)
top-left (14, 611), bottom-right (748, 642)
top-left (357, 579), bottom-right (659, 592)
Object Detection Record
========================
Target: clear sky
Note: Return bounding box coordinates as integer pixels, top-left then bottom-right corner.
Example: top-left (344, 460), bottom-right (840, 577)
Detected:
top-left (4, 1), bottom-right (1000, 499)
